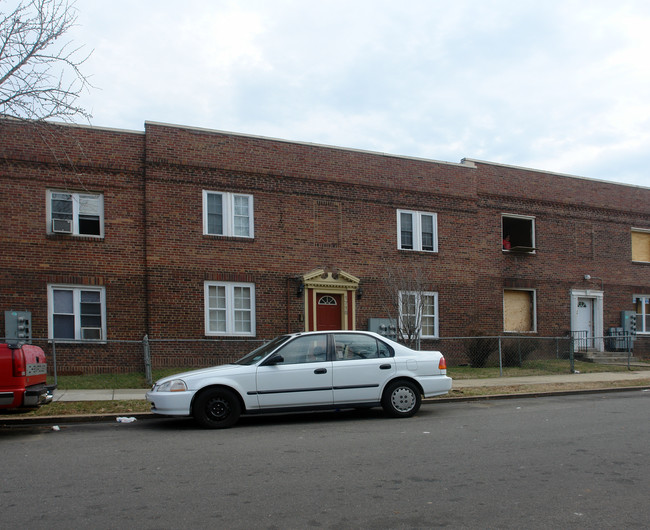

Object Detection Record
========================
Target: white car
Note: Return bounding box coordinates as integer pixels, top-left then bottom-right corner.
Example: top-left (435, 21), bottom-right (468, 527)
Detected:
top-left (146, 331), bottom-right (452, 428)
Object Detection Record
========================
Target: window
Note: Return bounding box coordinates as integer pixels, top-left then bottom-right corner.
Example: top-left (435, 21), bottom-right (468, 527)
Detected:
top-left (48, 285), bottom-right (106, 341)
top-left (203, 191), bottom-right (254, 238)
top-left (205, 282), bottom-right (255, 336)
top-left (502, 214), bottom-right (535, 252)
top-left (631, 229), bottom-right (650, 262)
top-left (333, 333), bottom-right (393, 360)
top-left (47, 191), bottom-right (103, 237)
top-left (634, 296), bottom-right (650, 333)
top-left (397, 210), bottom-right (438, 252)
top-left (398, 291), bottom-right (439, 338)
top-left (275, 334), bottom-right (328, 364)
top-left (503, 289), bottom-right (536, 332)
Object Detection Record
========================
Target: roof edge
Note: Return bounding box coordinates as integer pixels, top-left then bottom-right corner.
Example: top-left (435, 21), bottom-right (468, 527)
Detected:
top-left (145, 120), bottom-right (477, 170)
top-left (463, 157), bottom-right (649, 191)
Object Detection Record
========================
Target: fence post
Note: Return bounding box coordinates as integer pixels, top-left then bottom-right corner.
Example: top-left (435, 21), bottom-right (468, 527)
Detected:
top-left (569, 335), bottom-right (575, 373)
top-left (498, 336), bottom-right (503, 377)
top-left (627, 334), bottom-right (632, 371)
top-left (51, 339), bottom-right (58, 387)
top-left (143, 334), bottom-right (152, 386)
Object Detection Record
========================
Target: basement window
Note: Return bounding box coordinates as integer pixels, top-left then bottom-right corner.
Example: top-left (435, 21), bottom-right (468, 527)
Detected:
top-left (502, 214), bottom-right (536, 253)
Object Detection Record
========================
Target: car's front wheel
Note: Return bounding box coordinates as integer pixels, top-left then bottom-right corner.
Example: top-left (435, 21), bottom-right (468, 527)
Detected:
top-left (193, 388), bottom-right (241, 429)
top-left (381, 380), bottom-right (421, 418)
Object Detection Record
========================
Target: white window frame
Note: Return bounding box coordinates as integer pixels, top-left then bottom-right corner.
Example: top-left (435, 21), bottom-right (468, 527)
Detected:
top-left (398, 290), bottom-right (439, 339)
top-left (503, 288), bottom-right (537, 333)
top-left (204, 281), bottom-right (256, 336)
top-left (397, 210), bottom-right (438, 252)
top-left (502, 213), bottom-right (536, 252)
top-left (634, 295), bottom-right (649, 334)
top-left (46, 190), bottom-right (104, 237)
top-left (47, 285), bottom-right (107, 342)
top-left (202, 190), bottom-right (254, 238)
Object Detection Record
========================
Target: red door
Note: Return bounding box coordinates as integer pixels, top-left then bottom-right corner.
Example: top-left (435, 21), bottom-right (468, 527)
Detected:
top-left (316, 294), bottom-right (342, 330)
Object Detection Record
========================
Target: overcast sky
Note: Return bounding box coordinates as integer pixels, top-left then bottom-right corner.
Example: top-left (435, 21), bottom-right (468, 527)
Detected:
top-left (56, 1), bottom-right (650, 187)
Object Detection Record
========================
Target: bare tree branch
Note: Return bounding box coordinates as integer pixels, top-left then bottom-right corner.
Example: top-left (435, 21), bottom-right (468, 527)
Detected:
top-left (381, 258), bottom-right (433, 349)
top-left (0, 0), bottom-right (92, 121)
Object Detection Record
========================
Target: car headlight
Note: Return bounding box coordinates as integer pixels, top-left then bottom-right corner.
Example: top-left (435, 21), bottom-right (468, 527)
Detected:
top-left (157, 379), bottom-right (187, 392)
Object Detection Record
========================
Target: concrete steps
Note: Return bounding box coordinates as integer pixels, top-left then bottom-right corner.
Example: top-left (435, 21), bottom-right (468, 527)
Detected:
top-left (579, 349), bottom-right (637, 364)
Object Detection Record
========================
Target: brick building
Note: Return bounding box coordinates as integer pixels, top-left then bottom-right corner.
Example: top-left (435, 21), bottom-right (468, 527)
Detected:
top-left (1, 118), bottom-right (648, 373)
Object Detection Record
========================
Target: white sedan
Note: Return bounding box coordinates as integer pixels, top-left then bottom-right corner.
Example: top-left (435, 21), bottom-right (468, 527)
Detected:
top-left (146, 330), bottom-right (452, 428)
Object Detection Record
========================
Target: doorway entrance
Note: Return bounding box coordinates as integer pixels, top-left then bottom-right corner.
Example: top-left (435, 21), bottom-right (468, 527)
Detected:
top-left (570, 289), bottom-right (604, 351)
top-left (301, 268), bottom-right (360, 331)
top-left (575, 297), bottom-right (594, 349)
top-left (316, 294), bottom-right (342, 330)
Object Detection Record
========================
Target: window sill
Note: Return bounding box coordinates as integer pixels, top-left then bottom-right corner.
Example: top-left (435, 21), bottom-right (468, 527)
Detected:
top-left (48, 340), bottom-right (108, 345)
top-left (398, 248), bottom-right (438, 254)
top-left (203, 235), bottom-right (255, 242)
top-left (47, 234), bottom-right (104, 241)
top-left (204, 334), bottom-right (256, 339)
top-left (502, 247), bottom-right (536, 254)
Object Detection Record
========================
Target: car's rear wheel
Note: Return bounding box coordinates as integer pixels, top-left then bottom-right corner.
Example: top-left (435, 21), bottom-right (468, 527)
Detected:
top-left (193, 388), bottom-right (241, 429)
top-left (382, 380), bottom-right (421, 418)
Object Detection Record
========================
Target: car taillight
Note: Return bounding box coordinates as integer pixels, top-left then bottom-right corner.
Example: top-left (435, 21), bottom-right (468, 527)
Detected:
top-left (438, 356), bottom-right (447, 370)
top-left (12, 349), bottom-right (26, 377)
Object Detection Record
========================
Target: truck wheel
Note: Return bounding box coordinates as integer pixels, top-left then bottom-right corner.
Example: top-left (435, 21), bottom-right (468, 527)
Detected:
top-left (381, 381), bottom-right (421, 418)
top-left (193, 388), bottom-right (241, 429)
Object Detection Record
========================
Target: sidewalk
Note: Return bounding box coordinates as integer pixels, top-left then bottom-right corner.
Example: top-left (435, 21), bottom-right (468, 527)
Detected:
top-left (50, 370), bottom-right (650, 402)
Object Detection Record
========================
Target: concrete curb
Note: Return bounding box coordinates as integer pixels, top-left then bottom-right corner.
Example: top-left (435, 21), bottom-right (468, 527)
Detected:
top-left (425, 384), bottom-right (650, 404)
top-left (0, 411), bottom-right (156, 427)
top-left (3, 385), bottom-right (650, 426)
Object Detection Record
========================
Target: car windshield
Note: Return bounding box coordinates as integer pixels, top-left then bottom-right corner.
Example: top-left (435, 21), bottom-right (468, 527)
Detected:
top-left (234, 335), bottom-right (292, 365)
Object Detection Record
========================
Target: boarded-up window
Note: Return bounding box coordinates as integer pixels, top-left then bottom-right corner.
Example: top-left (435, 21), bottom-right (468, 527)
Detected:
top-left (504, 289), bottom-right (535, 332)
top-left (631, 230), bottom-right (650, 262)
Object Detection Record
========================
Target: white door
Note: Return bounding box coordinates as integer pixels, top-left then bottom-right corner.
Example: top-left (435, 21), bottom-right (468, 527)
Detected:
top-left (575, 298), bottom-right (594, 349)
top-left (255, 334), bottom-right (333, 408)
top-left (331, 333), bottom-right (395, 404)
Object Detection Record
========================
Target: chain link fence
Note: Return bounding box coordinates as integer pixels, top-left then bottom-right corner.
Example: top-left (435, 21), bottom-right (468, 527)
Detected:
top-left (3, 333), bottom-right (642, 385)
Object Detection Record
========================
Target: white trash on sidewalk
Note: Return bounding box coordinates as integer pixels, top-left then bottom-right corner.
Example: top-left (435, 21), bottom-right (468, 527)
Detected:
top-left (116, 417), bottom-right (137, 423)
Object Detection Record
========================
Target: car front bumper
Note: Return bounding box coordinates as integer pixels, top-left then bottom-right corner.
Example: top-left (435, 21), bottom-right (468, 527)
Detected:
top-left (145, 390), bottom-right (195, 416)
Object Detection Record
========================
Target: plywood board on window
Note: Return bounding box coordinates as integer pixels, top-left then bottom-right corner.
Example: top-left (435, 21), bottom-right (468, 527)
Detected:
top-left (504, 290), bottom-right (532, 332)
top-left (631, 231), bottom-right (650, 262)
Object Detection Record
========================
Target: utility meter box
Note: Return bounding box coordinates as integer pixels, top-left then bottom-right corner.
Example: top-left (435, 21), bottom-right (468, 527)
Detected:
top-left (368, 318), bottom-right (397, 340)
top-left (4, 311), bottom-right (32, 343)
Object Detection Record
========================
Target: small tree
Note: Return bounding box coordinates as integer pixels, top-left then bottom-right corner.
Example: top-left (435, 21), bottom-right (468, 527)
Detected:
top-left (382, 259), bottom-right (433, 350)
top-left (1, 0), bottom-right (92, 121)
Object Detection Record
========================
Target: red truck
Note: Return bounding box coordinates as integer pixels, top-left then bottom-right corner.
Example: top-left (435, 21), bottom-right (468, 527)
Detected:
top-left (0, 342), bottom-right (55, 410)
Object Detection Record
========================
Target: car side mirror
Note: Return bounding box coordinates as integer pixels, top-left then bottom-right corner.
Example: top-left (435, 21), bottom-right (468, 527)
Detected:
top-left (266, 354), bottom-right (284, 365)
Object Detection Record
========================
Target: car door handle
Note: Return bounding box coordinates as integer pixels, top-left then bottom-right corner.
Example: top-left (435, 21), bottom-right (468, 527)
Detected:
top-left (314, 368), bottom-right (328, 374)
top-left (379, 364), bottom-right (392, 370)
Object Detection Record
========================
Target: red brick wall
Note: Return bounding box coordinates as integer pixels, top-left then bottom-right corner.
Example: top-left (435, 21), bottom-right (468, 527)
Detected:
top-left (1, 119), bottom-right (649, 371)
top-left (0, 120), bottom-right (148, 372)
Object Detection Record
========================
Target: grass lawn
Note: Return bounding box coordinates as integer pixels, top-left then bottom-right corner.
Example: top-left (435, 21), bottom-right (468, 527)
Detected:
top-left (448, 359), bottom-right (645, 379)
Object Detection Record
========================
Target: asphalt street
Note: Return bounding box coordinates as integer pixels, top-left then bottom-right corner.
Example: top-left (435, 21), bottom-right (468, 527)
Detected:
top-left (2, 390), bottom-right (650, 529)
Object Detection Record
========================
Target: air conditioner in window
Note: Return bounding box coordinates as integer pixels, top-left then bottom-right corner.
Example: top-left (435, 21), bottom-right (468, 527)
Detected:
top-left (81, 327), bottom-right (102, 340)
top-left (52, 218), bottom-right (73, 233)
